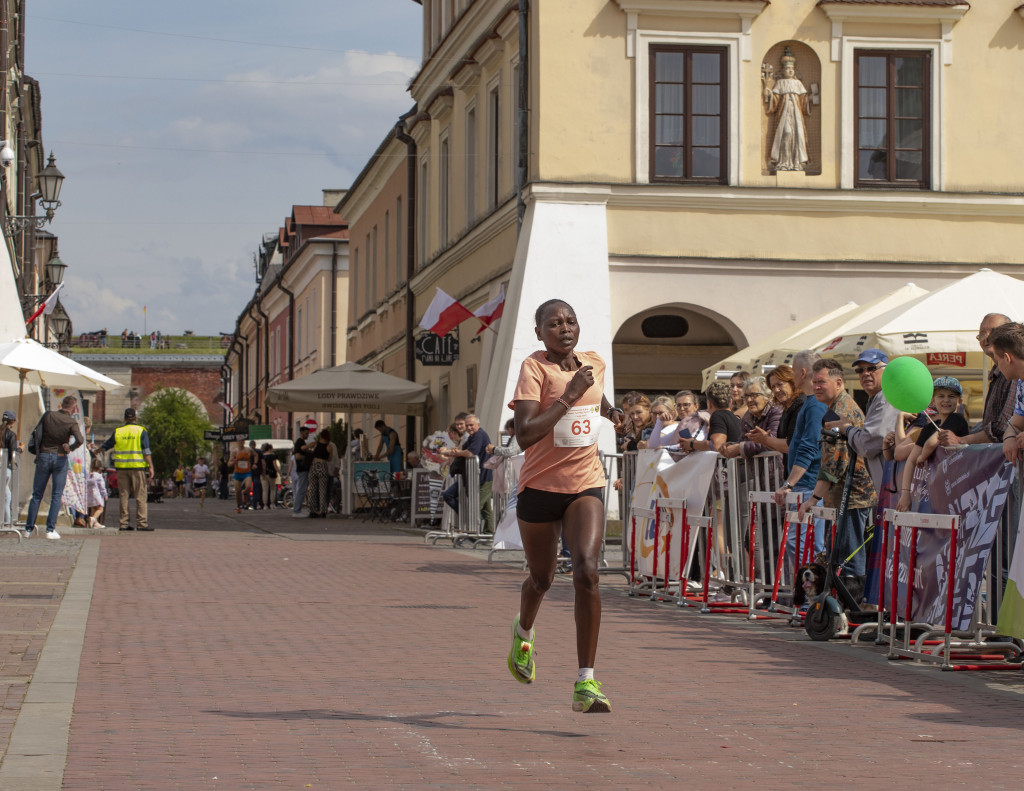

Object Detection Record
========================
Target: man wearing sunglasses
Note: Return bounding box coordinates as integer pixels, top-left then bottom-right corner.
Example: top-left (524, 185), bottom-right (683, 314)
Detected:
top-left (825, 348), bottom-right (899, 493)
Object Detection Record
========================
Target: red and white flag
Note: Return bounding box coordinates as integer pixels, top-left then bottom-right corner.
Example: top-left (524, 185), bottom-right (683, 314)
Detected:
top-left (474, 284), bottom-right (505, 335)
top-left (25, 282), bottom-right (64, 326)
top-left (419, 288), bottom-right (473, 337)
top-left (217, 400), bottom-right (234, 416)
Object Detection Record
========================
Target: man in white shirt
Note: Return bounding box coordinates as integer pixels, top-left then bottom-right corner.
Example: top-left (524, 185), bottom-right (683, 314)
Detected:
top-left (192, 458), bottom-right (210, 507)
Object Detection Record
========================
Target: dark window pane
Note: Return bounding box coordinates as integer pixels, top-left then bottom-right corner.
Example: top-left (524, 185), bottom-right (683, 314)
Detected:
top-left (691, 53), bottom-right (720, 83)
top-left (693, 116), bottom-right (720, 146)
top-left (895, 151), bottom-right (922, 181)
top-left (858, 56), bottom-right (886, 87)
top-left (859, 150), bottom-right (887, 181)
top-left (895, 57), bottom-right (924, 87)
top-left (656, 84), bottom-right (684, 114)
top-left (692, 84), bottom-right (720, 114)
top-left (858, 119), bottom-right (887, 149)
top-left (654, 147), bottom-right (684, 178)
top-left (692, 147), bottom-right (720, 178)
top-left (895, 88), bottom-right (923, 119)
top-left (642, 315), bottom-right (690, 338)
top-left (859, 88), bottom-right (887, 118)
top-left (655, 51), bottom-right (684, 83)
top-left (656, 115), bottom-right (684, 146)
top-left (895, 119), bottom-right (923, 150)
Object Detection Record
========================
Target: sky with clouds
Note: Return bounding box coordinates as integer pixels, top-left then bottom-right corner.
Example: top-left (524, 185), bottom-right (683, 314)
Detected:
top-left (25, 1), bottom-right (422, 337)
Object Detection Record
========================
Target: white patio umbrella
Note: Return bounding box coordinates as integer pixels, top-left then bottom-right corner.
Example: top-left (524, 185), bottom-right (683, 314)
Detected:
top-left (265, 361), bottom-right (430, 415)
top-left (267, 362), bottom-right (430, 518)
top-left (818, 269), bottom-right (1024, 359)
top-left (0, 337), bottom-right (122, 439)
top-left (701, 301), bottom-right (860, 390)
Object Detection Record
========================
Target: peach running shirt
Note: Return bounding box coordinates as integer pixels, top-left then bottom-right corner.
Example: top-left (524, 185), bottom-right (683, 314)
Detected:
top-left (509, 350), bottom-right (607, 494)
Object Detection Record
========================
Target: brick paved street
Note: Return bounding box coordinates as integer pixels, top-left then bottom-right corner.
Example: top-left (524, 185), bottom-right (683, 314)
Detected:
top-left (1, 495), bottom-right (1024, 789)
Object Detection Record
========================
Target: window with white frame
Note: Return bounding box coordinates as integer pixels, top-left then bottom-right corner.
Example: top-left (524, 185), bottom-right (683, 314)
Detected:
top-left (419, 156), bottom-right (429, 267)
top-left (650, 45), bottom-right (727, 183)
top-left (384, 210), bottom-right (390, 295)
top-left (854, 50), bottom-right (930, 189)
top-left (510, 59), bottom-right (520, 190)
top-left (395, 196), bottom-right (402, 285)
top-left (365, 233), bottom-right (372, 308)
top-left (372, 226), bottom-right (378, 303)
top-left (465, 104), bottom-right (477, 226)
top-left (439, 130), bottom-right (450, 244)
top-left (352, 248), bottom-right (359, 319)
top-left (487, 78), bottom-right (501, 209)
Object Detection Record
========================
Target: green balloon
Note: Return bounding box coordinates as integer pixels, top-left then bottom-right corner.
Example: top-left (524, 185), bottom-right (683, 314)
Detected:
top-left (881, 356), bottom-right (933, 413)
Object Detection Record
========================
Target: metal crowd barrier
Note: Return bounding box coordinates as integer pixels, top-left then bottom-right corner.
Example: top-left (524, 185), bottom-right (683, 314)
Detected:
top-left (625, 451), bottom-right (793, 614)
top-left (425, 457), bottom-right (488, 548)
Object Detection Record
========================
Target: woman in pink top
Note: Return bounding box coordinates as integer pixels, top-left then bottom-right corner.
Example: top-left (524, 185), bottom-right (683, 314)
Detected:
top-left (505, 299), bottom-right (623, 713)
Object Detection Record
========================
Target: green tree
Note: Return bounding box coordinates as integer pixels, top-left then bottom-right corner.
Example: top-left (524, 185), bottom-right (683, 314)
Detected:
top-left (139, 388), bottom-right (213, 477)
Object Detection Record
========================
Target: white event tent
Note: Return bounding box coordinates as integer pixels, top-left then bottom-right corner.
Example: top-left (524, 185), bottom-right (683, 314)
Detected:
top-left (817, 269), bottom-right (1024, 360)
top-left (750, 282), bottom-right (929, 372)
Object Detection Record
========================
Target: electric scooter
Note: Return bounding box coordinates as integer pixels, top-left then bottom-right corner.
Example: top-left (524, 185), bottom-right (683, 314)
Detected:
top-left (804, 427), bottom-right (879, 641)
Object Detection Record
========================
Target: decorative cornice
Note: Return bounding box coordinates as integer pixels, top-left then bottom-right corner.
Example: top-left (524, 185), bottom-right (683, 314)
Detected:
top-left (426, 86), bottom-right (454, 121)
top-left (819, 1), bottom-right (969, 62)
top-left (450, 58), bottom-right (481, 92)
top-left (603, 183), bottom-right (1024, 218)
top-left (519, 180), bottom-right (1024, 219)
top-left (613, 0), bottom-right (768, 17)
top-left (614, 0), bottom-right (768, 60)
top-left (818, 2), bottom-right (969, 25)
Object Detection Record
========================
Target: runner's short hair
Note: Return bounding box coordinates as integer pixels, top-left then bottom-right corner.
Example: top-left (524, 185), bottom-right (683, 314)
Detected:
top-left (534, 299), bottom-right (574, 327)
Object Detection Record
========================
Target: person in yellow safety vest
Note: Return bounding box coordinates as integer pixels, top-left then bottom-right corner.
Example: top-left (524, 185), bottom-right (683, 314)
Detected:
top-left (95, 407), bottom-right (155, 531)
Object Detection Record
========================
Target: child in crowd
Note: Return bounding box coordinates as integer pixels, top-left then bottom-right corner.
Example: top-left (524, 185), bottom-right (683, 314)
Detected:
top-left (896, 376), bottom-right (969, 512)
top-left (86, 457), bottom-right (107, 529)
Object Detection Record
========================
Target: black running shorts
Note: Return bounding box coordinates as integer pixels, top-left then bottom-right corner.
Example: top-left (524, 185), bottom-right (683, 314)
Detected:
top-left (517, 486), bottom-right (604, 524)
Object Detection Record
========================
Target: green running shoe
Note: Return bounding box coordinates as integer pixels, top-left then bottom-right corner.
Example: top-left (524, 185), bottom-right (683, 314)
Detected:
top-left (572, 679), bottom-right (611, 713)
top-left (507, 616), bottom-right (535, 684)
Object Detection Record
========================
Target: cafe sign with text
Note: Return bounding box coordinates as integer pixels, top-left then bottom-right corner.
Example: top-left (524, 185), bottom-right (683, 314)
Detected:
top-left (416, 332), bottom-right (459, 366)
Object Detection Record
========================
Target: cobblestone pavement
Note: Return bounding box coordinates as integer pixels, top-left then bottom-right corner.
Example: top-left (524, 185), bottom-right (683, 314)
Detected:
top-left (2, 495), bottom-right (1024, 789)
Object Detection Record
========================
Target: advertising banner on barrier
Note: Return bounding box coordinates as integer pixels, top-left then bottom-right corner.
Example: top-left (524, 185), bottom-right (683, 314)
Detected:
top-left (886, 445), bottom-right (1012, 630)
top-left (631, 450), bottom-right (718, 578)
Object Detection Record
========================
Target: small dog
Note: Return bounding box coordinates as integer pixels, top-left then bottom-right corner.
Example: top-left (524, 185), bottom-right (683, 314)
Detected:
top-left (792, 562), bottom-right (827, 607)
top-left (793, 562), bottom-right (849, 634)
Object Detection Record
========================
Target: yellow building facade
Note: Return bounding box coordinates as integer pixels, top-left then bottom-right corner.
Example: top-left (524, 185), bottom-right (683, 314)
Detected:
top-left (401, 0), bottom-right (1024, 437)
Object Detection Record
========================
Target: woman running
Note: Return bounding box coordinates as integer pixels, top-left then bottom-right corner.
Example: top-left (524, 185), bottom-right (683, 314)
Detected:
top-left (506, 299), bottom-right (623, 713)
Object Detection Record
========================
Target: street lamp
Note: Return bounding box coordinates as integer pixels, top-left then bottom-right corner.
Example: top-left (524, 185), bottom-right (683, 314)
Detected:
top-left (45, 253), bottom-right (67, 289)
top-left (4, 151), bottom-right (65, 237)
top-left (48, 302), bottom-right (70, 351)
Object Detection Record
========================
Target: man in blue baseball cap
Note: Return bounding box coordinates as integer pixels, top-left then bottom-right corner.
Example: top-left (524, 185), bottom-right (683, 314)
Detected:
top-left (826, 348), bottom-right (900, 493)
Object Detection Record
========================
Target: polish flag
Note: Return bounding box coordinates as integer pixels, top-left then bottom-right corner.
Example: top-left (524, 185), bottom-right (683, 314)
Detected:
top-left (419, 288), bottom-right (473, 337)
top-left (25, 283), bottom-right (64, 326)
top-left (474, 284), bottom-right (505, 335)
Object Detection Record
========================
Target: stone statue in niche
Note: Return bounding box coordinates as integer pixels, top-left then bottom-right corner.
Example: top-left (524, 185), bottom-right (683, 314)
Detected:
top-left (762, 48), bottom-right (812, 172)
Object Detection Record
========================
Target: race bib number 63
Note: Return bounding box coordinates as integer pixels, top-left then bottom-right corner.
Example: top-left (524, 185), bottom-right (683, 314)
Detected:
top-left (553, 403), bottom-right (602, 448)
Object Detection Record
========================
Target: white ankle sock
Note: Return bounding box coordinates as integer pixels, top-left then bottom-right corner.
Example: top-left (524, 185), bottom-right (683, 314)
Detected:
top-left (516, 621), bottom-right (533, 641)
top-left (578, 667), bottom-right (594, 682)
